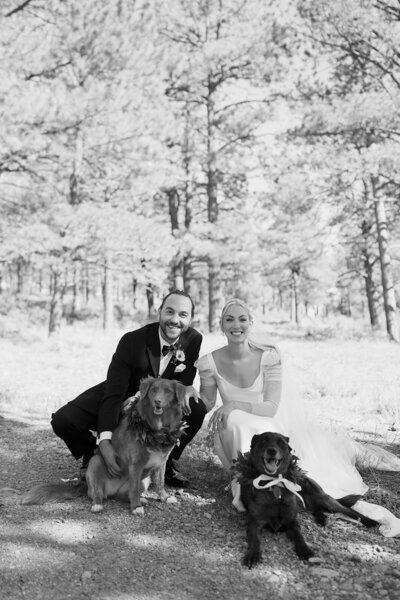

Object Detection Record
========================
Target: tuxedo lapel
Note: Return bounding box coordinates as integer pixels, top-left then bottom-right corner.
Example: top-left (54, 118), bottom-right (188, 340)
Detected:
top-left (146, 324), bottom-right (161, 377)
top-left (162, 361), bottom-right (175, 379)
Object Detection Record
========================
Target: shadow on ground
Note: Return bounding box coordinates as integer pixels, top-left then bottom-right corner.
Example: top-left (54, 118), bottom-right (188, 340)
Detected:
top-left (1, 418), bottom-right (400, 600)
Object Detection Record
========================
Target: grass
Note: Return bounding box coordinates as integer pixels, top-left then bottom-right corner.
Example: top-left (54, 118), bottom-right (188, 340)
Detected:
top-left (0, 318), bottom-right (399, 450)
top-left (279, 337), bottom-right (400, 443)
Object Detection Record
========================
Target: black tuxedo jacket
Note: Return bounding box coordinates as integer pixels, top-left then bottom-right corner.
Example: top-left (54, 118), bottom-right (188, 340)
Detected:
top-left (69, 322), bottom-right (202, 434)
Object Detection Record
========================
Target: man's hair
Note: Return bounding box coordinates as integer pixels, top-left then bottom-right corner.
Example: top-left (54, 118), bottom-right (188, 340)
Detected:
top-left (159, 289), bottom-right (195, 317)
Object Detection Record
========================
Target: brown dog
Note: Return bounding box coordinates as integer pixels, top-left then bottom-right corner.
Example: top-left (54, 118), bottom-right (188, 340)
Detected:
top-left (22, 377), bottom-right (187, 515)
top-left (234, 432), bottom-right (377, 568)
top-left (87, 376), bottom-right (187, 515)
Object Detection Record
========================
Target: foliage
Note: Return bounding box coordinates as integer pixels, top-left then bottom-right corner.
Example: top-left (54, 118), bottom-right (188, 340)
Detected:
top-left (0, 0), bottom-right (399, 333)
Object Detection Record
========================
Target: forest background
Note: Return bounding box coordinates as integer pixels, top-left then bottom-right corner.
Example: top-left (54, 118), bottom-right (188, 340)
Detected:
top-left (1, 6), bottom-right (400, 598)
top-left (1, 0), bottom-right (400, 341)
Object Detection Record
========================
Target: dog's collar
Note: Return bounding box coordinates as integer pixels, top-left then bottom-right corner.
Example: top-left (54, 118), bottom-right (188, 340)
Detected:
top-left (252, 474), bottom-right (305, 507)
top-left (127, 399), bottom-right (187, 449)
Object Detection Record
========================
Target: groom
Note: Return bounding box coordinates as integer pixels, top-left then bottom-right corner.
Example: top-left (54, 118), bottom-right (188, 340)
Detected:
top-left (51, 290), bottom-right (207, 488)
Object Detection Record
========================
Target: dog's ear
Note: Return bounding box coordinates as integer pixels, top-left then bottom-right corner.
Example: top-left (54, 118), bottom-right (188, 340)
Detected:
top-left (250, 434), bottom-right (261, 449)
top-left (280, 434), bottom-right (292, 449)
top-left (281, 435), bottom-right (293, 453)
top-left (139, 377), bottom-right (155, 398)
top-left (173, 381), bottom-right (187, 406)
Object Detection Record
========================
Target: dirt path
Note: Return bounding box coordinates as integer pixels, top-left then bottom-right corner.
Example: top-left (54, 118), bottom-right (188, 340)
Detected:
top-left (1, 416), bottom-right (400, 600)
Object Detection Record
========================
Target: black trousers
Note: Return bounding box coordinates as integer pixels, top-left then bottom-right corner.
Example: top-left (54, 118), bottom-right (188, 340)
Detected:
top-left (51, 396), bottom-right (207, 462)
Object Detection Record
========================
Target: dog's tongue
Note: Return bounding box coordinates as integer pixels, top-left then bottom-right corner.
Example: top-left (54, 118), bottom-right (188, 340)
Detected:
top-left (265, 458), bottom-right (279, 474)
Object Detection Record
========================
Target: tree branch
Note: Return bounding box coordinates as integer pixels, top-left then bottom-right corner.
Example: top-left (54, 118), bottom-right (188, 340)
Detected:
top-left (5, 0), bottom-right (35, 17)
top-left (374, 1), bottom-right (400, 21)
top-left (303, 27), bottom-right (400, 89)
top-left (24, 60), bottom-right (72, 81)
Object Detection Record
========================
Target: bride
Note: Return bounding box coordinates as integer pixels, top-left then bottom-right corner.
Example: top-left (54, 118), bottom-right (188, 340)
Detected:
top-left (196, 298), bottom-right (400, 537)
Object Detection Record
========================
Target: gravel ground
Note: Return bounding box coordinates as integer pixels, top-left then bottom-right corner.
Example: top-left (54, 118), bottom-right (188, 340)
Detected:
top-left (1, 416), bottom-right (400, 600)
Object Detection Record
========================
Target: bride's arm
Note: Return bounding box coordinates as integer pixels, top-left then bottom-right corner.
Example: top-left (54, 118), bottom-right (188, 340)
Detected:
top-left (250, 348), bottom-right (282, 417)
top-left (196, 356), bottom-right (218, 412)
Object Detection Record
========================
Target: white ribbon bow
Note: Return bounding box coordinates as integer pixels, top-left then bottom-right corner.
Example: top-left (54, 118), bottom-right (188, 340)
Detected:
top-left (252, 473), bottom-right (305, 507)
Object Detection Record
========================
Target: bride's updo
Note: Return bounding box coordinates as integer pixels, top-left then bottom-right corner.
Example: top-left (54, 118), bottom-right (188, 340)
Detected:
top-left (219, 298), bottom-right (253, 329)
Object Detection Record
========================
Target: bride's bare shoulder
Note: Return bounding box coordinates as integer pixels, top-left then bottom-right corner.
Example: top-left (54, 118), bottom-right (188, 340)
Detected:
top-left (211, 346), bottom-right (228, 369)
top-left (212, 347), bottom-right (227, 359)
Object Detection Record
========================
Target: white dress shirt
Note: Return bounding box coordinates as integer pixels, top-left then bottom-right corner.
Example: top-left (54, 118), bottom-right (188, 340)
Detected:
top-left (158, 329), bottom-right (179, 376)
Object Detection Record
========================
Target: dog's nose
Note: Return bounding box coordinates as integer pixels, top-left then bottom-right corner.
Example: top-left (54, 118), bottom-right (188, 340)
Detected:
top-left (267, 448), bottom-right (277, 457)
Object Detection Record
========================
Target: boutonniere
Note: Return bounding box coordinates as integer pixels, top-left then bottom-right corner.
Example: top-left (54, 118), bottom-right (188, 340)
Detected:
top-left (170, 345), bottom-right (185, 364)
top-left (170, 345), bottom-right (186, 372)
top-left (175, 348), bottom-right (185, 363)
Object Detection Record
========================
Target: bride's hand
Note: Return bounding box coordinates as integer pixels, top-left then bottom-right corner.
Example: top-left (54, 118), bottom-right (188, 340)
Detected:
top-left (209, 405), bottom-right (234, 432)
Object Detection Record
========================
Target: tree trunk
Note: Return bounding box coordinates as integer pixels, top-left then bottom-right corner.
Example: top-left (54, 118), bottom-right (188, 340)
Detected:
top-left (166, 186), bottom-right (180, 231)
top-left (49, 266), bottom-right (63, 336)
top-left (206, 78), bottom-right (221, 332)
top-left (208, 257), bottom-right (223, 332)
top-left (146, 285), bottom-right (155, 318)
top-left (37, 268), bottom-right (43, 293)
top-left (132, 278), bottom-right (137, 310)
top-left (346, 288), bottom-right (351, 317)
top-left (290, 271), bottom-right (299, 324)
top-left (69, 128), bottom-right (83, 205)
top-left (16, 257), bottom-right (24, 294)
top-left (103, 250), bottom-right (114, 330)
top-left (171, 259), bottom-right (184, 290)
top-left (361, 219), bottom-right (380, 329)
top-left (206, 91), bottom-right (218, 224)
top-left (166, 101), bottom-right (194, 295)
top-left (364, 271), bottom-right (380, 328)
top-left (71, 264), bottom-right (78, 315)
top-left (363, 252), bottom-right (380, 329)
top-left (174, 272), bottom-right (184, 290)
top-left (278, 287), bottom-right (283, 310)
top-left (183, 255), bottom-right (197, 302)
top-left (371, 180), bottom-right (399, 341)
top-left (183, 100), bottom-right (193, 230)
top-left (83, 263), bottom-right (90, 305)
top-left (165, 185), bottom-right (186, 291)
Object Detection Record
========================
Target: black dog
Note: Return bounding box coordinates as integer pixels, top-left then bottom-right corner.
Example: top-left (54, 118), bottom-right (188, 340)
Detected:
top-left (233, 432), bottom-right (377, 568)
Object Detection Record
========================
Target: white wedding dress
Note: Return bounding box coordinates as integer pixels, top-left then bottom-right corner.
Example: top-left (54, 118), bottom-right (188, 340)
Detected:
top-left (196, 346), bottom-right (400, 538)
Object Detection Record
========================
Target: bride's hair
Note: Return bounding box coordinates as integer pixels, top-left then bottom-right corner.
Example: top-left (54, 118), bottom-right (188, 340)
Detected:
top-left (219, 298), bottom-right (253, 328)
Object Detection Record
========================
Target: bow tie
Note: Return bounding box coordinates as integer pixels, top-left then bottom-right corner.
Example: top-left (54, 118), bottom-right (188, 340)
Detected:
top-left (162, 344), bottom-right (176, 356)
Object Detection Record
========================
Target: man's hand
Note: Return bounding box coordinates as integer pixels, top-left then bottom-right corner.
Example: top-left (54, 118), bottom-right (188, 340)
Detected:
top-left (183, 385), bottom-right (200, 415)
top-left (98, 439), bottom-right (122, 478)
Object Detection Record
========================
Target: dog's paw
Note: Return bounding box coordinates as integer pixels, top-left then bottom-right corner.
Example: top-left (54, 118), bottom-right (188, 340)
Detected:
top-left (243, 549), bottom-right (261, 569)
top-left (158, 490), bottom-right (177, 503)
top-left (297, 546), bottom-right (315, 561)
top-left (132, 506), bottom-right (145, 516)
top-left (314, 511), bottom-right (329, 526)
top-left (232, 498), bottom-right (247, 512)
top-left (91, 504), bottom-right (104, 513)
